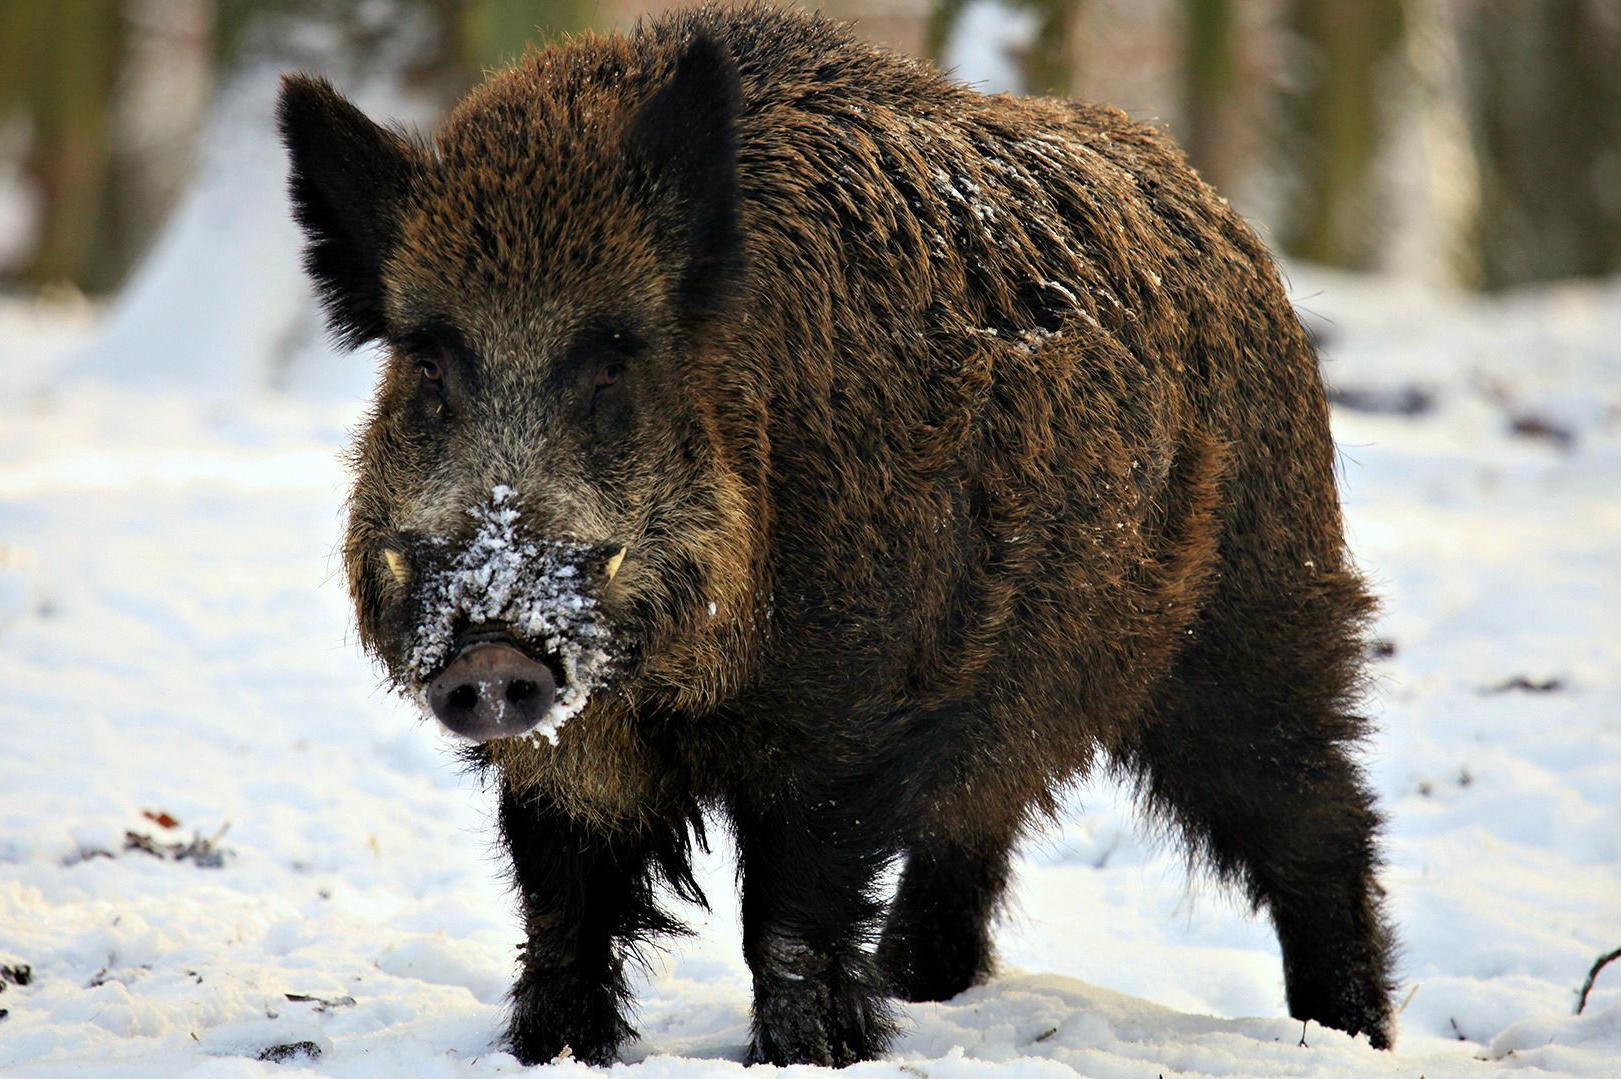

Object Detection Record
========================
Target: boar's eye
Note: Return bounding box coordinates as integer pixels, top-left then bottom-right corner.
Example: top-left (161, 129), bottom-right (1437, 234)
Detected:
top-left (562, 321), bottom-right (641, 435)
top-left (586, 355), bottom-right (635, 442)
top-left (413, 350), bottom-right (450, 416)
top-left (589, 363), bottom-right (629, 437)
top-left (394, 321), bottom-right (470, 419)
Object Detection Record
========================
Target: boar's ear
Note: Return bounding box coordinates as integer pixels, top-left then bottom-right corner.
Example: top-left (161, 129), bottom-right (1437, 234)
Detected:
top-left (630, 32), bottom-right (745, 324)
top-left (277, 74), bottom-right (419, 349)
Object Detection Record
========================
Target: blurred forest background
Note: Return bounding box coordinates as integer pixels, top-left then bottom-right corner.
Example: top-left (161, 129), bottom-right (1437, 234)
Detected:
top-left (0, 0), bottom-right (1617, 302)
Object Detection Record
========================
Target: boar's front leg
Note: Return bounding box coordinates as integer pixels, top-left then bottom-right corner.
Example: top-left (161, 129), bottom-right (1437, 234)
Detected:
top-left (499, 783), bottom-right (688, 1065)
top-left (731, 789), bottom-right (899, 1066)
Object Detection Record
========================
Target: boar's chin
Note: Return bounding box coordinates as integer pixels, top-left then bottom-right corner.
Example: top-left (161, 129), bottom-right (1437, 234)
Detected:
top-left (399, 488), bottom-right (620, 746)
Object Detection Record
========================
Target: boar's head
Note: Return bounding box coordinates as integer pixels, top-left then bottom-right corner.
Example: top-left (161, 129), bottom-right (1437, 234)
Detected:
top-left (278, 34), bottom-right (761, 744)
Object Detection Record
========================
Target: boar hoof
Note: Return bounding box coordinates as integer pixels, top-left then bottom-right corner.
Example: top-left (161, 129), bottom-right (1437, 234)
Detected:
top-left (506, 974), bottom-right (632, 1066)
top-left (748, 962), bottom-right (894, 1066)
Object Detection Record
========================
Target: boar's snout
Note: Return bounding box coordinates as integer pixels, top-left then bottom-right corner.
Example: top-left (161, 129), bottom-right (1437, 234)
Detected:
top-left (427, 640), bottom-right (556, 742)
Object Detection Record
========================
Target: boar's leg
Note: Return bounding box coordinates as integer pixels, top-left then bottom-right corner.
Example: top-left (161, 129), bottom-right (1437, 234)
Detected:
top-left (730, 792), bottom-right (899, 1066)
top-left (876, 836), bottom-right (1013, 1002)
top-left (1117, 587), bottom-right (1397, 1049)
top-left (498, 783), bottom-right (696, 1065)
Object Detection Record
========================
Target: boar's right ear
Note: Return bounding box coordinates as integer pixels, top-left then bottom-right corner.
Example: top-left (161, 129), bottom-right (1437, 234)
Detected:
top-left (277, 74), bottom-right (418, 349)
top-left (630, 32), bottom-right (745, 326)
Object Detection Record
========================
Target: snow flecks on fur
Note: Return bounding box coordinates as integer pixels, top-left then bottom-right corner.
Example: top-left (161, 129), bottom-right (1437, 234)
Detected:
top-left (406, 485), bottom-right (613, 746)
top-left (931, 168), bottom-right (999, 224)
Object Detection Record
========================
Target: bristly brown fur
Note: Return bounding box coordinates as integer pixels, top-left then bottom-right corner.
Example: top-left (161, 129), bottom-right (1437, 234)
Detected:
top-left (282, 3), bottom-right (1397, 1065)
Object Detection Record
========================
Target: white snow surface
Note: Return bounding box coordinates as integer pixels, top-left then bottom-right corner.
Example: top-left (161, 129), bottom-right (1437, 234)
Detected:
top-left (2, 253), bottom-right (1619, 1077)
top-left (407, 486), bottom-right (615, 747)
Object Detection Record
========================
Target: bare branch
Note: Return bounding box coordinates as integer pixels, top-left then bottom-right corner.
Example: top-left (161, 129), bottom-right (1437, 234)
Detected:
top-left (1575, 946), bottom-right (1621, 1015)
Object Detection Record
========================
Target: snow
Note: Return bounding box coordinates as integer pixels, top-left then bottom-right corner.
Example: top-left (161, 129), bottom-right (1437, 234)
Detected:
top-left (1, 70), bottom-right (1619, 1077)
top-left (407, 487), bottom-right (616, 747)
top-left (3, 263), bottom-right (1616, 1077)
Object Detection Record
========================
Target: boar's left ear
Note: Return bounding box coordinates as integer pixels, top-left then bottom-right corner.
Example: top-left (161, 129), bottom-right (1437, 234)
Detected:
top-left (278, 74), bottom-right (420, 349)
top-left (630, 32), bottom-right (745, 326)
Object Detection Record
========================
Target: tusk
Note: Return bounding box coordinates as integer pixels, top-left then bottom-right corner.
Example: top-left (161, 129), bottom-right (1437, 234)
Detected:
top-left (603, 546), bottom-right (626, 583)
top-left (382, 548), bottom-right (410, 588)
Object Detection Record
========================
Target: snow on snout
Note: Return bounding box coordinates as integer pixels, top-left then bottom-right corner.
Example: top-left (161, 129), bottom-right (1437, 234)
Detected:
top-left (406, 485), bottom-right (614, 745)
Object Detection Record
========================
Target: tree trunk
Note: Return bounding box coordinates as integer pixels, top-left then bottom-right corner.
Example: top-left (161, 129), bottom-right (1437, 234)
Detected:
top-left (1180, 0), bottom-right (1237, 191)
top-left (1466, 0), bottom-right (1621, 288)
top-left (1275, 0), bottom-right (1406, 269)
top-left (0, 0), bottom-right (125, 291)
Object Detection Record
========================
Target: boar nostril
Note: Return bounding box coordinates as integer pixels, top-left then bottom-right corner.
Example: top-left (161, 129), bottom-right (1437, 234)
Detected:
top-left (426, 641), bottom-right (556, 742)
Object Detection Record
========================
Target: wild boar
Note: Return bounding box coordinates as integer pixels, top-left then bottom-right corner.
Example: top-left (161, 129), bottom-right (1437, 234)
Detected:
top-left (278, 4), bottom-right (1395, 1066)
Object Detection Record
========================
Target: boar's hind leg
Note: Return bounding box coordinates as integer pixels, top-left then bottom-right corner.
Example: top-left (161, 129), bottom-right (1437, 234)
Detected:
top-left (876, 836), bottom-right (1013, 1002)
top-left (731, 793), bottom-right (899, 1066)
top-left (499, 783), bottom-right (697, 1065)
top-left (1117, 585), bottom-right (1397, 1049)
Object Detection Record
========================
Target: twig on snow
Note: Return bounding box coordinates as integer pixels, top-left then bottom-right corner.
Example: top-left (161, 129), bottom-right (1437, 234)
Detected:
top-left (1575, 946), bottom-right (1621, 1015)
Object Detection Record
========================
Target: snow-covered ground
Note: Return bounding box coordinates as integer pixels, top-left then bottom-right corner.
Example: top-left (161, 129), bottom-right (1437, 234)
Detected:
top-left (2, 262), bottom-right (1617, 1077)
top-left (2, 78), bottom-right (1619, 1071)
